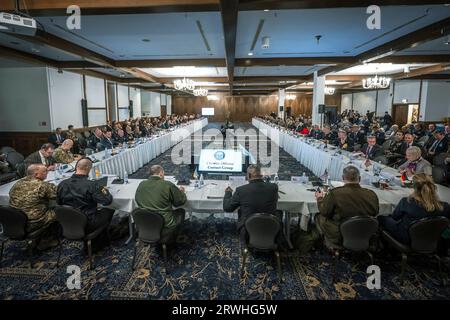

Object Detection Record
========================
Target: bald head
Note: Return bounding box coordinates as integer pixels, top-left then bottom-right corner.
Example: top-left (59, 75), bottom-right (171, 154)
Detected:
top-left (27, 164), bottom-right (48, 181)
top-left (76, 158), bottom-right (93, 175)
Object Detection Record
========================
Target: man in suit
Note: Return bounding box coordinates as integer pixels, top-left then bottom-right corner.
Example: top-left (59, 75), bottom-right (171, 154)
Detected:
top-left (48, 128), bottom-right (64, 148)
top-left (87, 128), bottom-right (104, 151)
top-left (314, 165), bottom-right (379, 247)
top-left (223, 165), bottom-right (280, 242)
top-left (100, 130), bottom-right (114, 150)
top-left (348, 124), bottom-right (365, 146)
top-left (357, 135), bottom-right (383, 160)
top-left (135, 165), bottom-right (186, 236)
top-left (24, 143), bottom-right (56, 170)
top-left (426, 129), bottom-right (448, 162)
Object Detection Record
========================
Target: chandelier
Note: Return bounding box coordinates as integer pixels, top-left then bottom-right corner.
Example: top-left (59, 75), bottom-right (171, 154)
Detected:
top-left (285, 94), bottom-right (296, 100)
top-left (324, 87), bottom-right (335, 95)
top-left (193, 88), bottom-right (208, 96)
top-left (173, 77), bottom-right (195, 91)
top-left (362, 75), bottom-right (391, 89)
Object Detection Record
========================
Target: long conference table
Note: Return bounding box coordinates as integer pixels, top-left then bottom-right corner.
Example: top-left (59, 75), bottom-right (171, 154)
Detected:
top-left (252, 117), bottom-right (450, 197)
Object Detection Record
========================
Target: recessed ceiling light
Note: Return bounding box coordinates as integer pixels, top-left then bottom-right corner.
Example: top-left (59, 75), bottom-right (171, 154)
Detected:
top-left (264, 9), bottom-right (270, 12)
top-left (248, 52), bottom-right (253, 56)
top-left (141, 39), bottom-right (151, 42)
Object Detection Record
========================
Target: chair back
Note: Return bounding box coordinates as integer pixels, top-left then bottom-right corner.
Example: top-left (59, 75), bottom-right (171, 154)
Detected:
top-left (0, 206), bottom-right (28, 239)
top-left (132, 209), bottom-right (165, 243)
top-left (55, 206), bottom-right (87, 240)
top-left (0, 147), bottom-right (15, 155)
top-left (245, 213), bottom-right (280, 250)
top-left (409, 217), bottom-right (450, 254)
top-left (432, 166), bottom-right (445, 184)
top-left (432, 153), bottom-right (447, 166)
top-left (340, 216), bottom-right (379, 251)
top-left (6, 151), bottom-right (25, 168)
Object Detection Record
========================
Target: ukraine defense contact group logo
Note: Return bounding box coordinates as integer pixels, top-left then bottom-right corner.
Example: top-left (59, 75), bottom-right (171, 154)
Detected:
top-left (214, 151), bottom-right (225, 161)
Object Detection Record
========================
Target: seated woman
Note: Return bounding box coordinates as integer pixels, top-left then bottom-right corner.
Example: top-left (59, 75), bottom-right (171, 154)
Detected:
top-left (398, 146), bottom-right (432, 179)
top-left (379, 174), bottom-right (450, 245)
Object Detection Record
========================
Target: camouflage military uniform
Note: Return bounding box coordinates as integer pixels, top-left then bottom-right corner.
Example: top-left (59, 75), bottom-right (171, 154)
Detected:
top-left (9, 176), bottom-right (57, 232)
top-left (53, 147), bottom-right (75, 164)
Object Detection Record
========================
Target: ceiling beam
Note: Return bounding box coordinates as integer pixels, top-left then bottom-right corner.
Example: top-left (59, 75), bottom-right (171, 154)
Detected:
top-left (239, 0), bottom-right (450, 11)
top-left (235, 57), bottom-right (355, 67)
top-left (158, 76), bottom-right (228, 83)
top-left (377, 54), bottom-right (450, 64)
top-left (234, 76), bottom-right (310, 83)
top-left (393, 63), bottom-right (450, 80)
top-left (219, 0), bottom-right (239, 94)
top-left (10, 29), bottom-right (160, 83)
top-left (318, 17), bottom-right (450, 77)
top-left (115, 59), bottom-right (226, 68)
top-left (0, 0), bottom-right (219, 16)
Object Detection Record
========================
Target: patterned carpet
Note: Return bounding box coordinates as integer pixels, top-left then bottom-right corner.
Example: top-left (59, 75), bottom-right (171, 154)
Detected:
top-left (0, 122), bottom-right (448, 300)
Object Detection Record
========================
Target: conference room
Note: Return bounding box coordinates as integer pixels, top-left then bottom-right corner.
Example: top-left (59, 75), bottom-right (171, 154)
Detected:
top-left (0, 0), bottom-right (449, 306)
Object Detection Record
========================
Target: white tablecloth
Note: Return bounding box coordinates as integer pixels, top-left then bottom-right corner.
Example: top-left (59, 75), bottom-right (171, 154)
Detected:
top-left (252, 117), bottom-right (450, 205)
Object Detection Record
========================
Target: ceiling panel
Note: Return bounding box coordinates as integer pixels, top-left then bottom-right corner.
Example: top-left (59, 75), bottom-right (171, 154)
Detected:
top-left (236, 5), bottom-right (450, 58)
top-left (235, 65), bottom-right (331, 76)
top-left (395, 36), bottom-right (450, 55)
top-left (37, 12), bottom-right (225, 60)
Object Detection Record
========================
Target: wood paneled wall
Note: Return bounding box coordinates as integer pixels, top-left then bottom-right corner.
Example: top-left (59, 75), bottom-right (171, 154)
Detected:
top-left (173, 94), bottom-right (341, 122)
top-left (0, 132), bottom-right (50, 157)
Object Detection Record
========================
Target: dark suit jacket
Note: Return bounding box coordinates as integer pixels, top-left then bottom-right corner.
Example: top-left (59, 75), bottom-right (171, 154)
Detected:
top-left (24, 151), bottom-right (55, 167)
top-left (48, 133), bottom-right (64, 147)
top-left (361, 143), bottom-right (383, 160)
top-left (223, 179), bottom-right (279, 229)
top-left (429, 138), bottom-right (448, 155)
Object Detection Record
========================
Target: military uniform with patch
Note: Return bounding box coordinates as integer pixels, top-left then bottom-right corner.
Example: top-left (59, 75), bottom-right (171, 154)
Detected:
top-left (53, 147), bottom-right (75, 164)
top-left (9, 176), bottom-right (57, 232)
top-left (57, 174), bottom-right (114, 232)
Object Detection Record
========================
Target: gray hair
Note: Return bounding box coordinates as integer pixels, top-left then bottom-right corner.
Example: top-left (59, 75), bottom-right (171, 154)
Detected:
top-left (342, 165), bottom-right (360, 183)
top-left (150, 165), bottom-right (164, 176)
top-left (406, 146), bottom-right (422, 159)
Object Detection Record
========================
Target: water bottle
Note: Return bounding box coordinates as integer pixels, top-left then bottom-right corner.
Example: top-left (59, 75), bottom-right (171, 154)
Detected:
top-left (124, 171), bottom-right (128, 184)
top-left (199, 173), bottom-right (204, 187)
top-left (273, 173), bottom-right (279, 184)
top-left (95, 168), bottom-right (101, 179)
top-left (302, 172), bottom-right (307, 184)
top-left (104, 149), bottom-right (108, 159)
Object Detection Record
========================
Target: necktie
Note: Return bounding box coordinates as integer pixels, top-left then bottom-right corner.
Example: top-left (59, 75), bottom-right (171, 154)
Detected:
top-left (367, 146), bottom-right (372, 158)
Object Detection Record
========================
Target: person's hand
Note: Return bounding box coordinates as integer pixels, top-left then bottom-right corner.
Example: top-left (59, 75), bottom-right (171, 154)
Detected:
top-left (315, 190), bottom-right (324, 201)
top-left (445, 157), bottom-right (450, 164)
top-left (225, 186), bottom-right (233, 193)
top-left (47, 164), bottom-right (56, 171)
top-left (74, 154), bottom-right (82, 160)
top-left (178, 186), bottom-right (185, 193)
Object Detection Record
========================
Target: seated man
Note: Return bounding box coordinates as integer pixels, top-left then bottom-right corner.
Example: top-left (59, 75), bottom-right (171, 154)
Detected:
top-left (322, 125), bottom-right (337, 145)
top-left (335, 129), bottom-right (354, 152)
top-left (358, 135), bottom-right (383, 160)
top-left (426, 129), bottom-right (448, 163)
top-left (100, 130), bottom-right (114, 150)
top-left (113, 129), bottom-right (126, 146)
top-left (24, 143), bottom-right (56, 170)
top-left (9, 164), bottom-right (58, 248)
top-left (223, 165), bottom-right (280, 242)
top-left (135, 165), bottom-right (186, 236)
top-left (314, 165), bottom-right (379, 247)
top-left (399, 146), bottom-right (432, 179)
top-left (48, 127), bottom-right (64, 148)
top-left (87, 128), bottom-right (104, 151)
top-left (53, 139), bottom-right (81, 164)
top-left (57, 158), bottom-right (114, 233)
top-left (348, 124), bottom-right (366, 146)
top-left (385, 131), bottom-right (408, 166)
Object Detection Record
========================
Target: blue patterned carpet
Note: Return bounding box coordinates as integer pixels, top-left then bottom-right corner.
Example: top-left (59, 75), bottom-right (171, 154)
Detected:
top-left (1, 122), bottom-right (448, 299)
top-left (1, 216), bottom-right (449, 300)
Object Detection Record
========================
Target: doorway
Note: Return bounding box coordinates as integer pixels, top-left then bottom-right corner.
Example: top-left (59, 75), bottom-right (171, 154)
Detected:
top-left (392, 104), bottom-right (419, 127)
